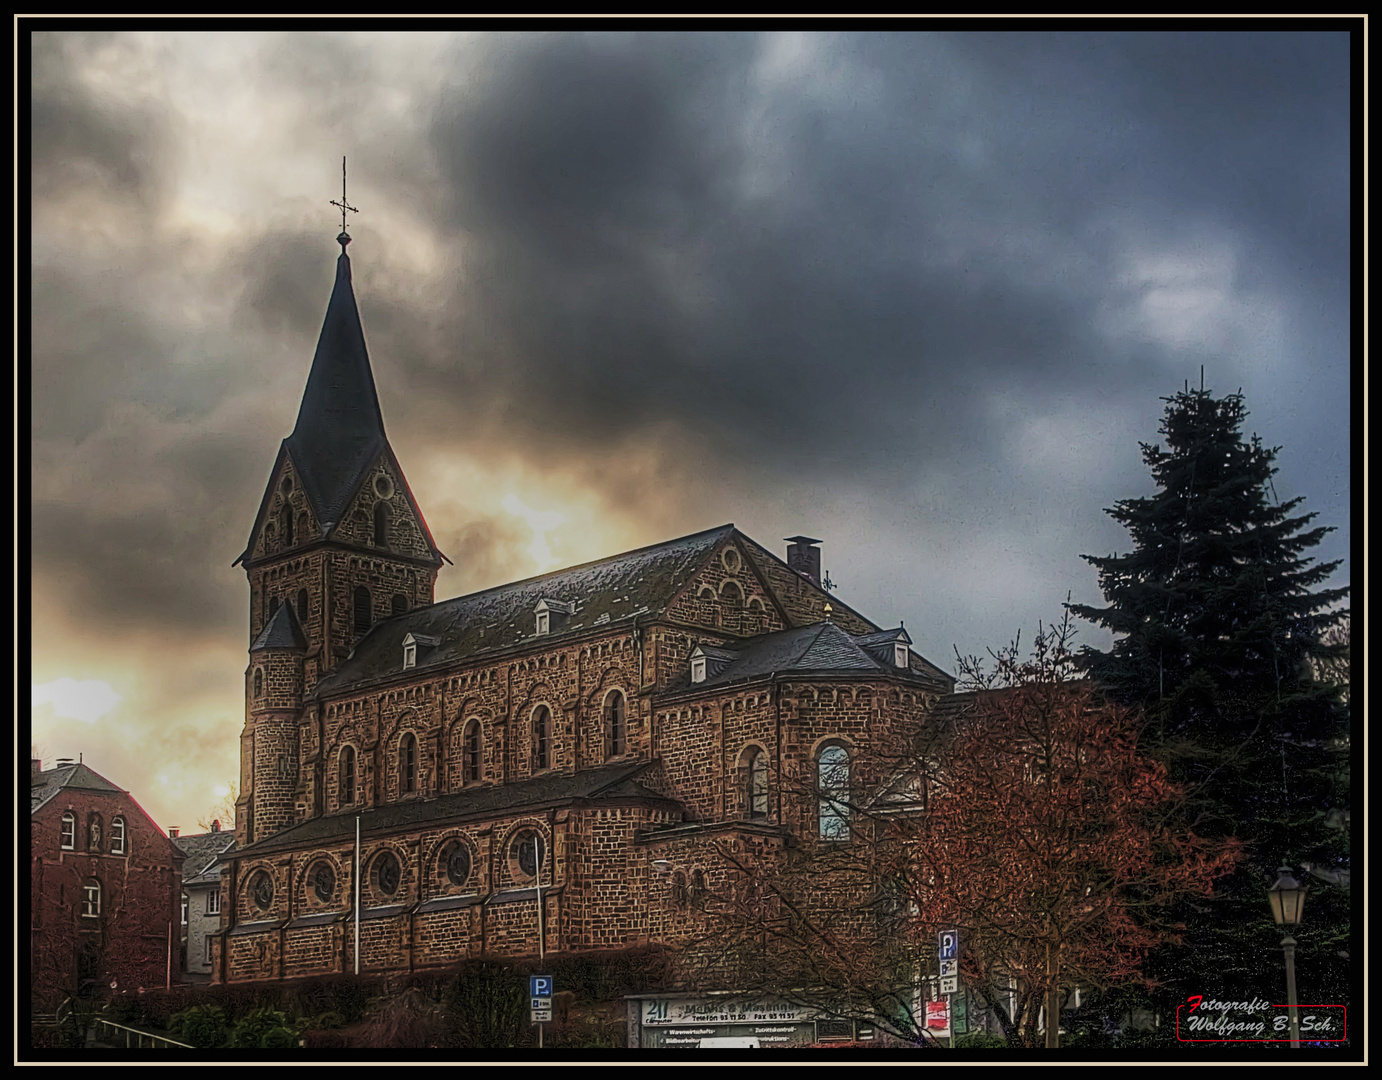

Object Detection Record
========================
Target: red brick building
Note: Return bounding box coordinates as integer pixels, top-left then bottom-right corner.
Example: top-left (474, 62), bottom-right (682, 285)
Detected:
top-left (30, 760), bottom-right (184, 1008)
top-left (215, 232), bottom-right (954, 985)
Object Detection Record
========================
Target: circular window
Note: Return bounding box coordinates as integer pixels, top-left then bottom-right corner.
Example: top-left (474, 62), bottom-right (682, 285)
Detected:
top-left (374, 852), bottom-right (401, 896)
top-left (721, 547), bottom-right (742, 573)
top-left (374, 475), bottom-right (394, 499)
top-left (443, 843), bottom-right (471, 888)
top-left (250, 871), bottom-right (274, 912)
top-left (509, 830), bottom-right (546, 883)
top-left (311, 862), bottom-right (335, 904)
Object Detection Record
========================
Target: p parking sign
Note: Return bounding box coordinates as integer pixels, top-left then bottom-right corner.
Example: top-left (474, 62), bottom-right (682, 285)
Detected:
top-left (938, 929), bottom-right (960, 961)
top-left (531, 975), bottom-right (553, 998)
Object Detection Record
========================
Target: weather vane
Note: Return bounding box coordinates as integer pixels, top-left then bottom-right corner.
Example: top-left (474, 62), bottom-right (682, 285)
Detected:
top-left (330, 156), bottom-right (359, 250)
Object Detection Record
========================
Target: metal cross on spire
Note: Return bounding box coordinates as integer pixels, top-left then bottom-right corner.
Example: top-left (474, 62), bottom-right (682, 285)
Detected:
top-left (330, 156), bottom-right (359, 250)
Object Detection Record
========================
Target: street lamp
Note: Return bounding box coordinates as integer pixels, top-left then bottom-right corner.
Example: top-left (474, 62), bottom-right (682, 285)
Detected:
top-left (1268, 866), bottom-right (1306, 1048)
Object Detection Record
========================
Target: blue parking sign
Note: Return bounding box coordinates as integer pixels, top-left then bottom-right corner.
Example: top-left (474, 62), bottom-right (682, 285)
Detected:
top-left (938, 929), bottom-right (960, 961)
top-left (531, 975), bottom-right (553, 997)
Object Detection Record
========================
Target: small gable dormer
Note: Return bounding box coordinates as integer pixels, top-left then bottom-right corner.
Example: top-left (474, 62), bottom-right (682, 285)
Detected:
top-left (856, 627), bottom-right (913, 670)
top-left (689, 644), bottom-right (739, 685)
top-left (402, 632), bottom-right (441, 671)
top-left (534, 598), bottom-right (575, 637)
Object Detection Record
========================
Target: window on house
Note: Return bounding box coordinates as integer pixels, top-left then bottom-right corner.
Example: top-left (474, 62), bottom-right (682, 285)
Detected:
top-left (818, 744), bottom-right (851, 840)
top-left (60, 812), bottom-right (75, 850)
top-left (82, 878), bottom-right (101, 918)
top-left (373, 503), bottom-right (390, 548)
top-left (181, 894), bottom-right (188, 926)
top-left (354, 586), bottom-right (372, 637)
top-left (532, 706), bottom-right (551, 771)
top-left (536, 610), bottom-right (550, 635)
top-left (605, 691), bottom-right (626, 758)
top-left (746, 748), bottom-right (768, 818)
top-left (207, 889), bottom-right (221, 915)
top-left (392, 594), bottom-right (408, 618)
top-left (268, 595), bottom-right (280, 621)
top-left (253, 669), bottom-right (263, 698)
top-left (281, 504), bottom-right (294, 547)
top-left (400, 733), bottom-right (418, 794)
top-left (204, 937), bottom-right (214, 964)
top-left (297, 513), bottom-right (310, 545)
top-left (720, 580), bottom-right (744, 607)
top-left (895, 642), bottom-right (909, 668)
top-left (111, 816), bottom-right (126, 855)
top-left (463, 720), bottom-right (482, 784)
top-left (340, 746), bottom-right (356, 806)
top-left (403, 642), bottom-right (417, 670)
top-left (297, 588), bottom-right (309, 622)
top-left (691, 656), bottom-right (707, 684)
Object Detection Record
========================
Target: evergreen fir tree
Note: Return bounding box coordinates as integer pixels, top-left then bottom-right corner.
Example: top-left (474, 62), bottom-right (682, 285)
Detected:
top-left (1069, 385), bottom-right (1351, 1045)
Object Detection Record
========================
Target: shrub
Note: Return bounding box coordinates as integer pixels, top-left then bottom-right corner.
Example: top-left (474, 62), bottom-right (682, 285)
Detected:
top-left (228, 1006), bottom-right (295, 1049)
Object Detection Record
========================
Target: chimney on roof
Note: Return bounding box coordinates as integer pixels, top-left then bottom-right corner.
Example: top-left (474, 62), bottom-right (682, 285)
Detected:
top-left (211, 820), bottom-right (221, 833)
top-left (168, 827), bottom-right (179, 839)
top-left (32, 758), bottom-right (41, 778)
top-left (785, 536), bottom-right (822, 588)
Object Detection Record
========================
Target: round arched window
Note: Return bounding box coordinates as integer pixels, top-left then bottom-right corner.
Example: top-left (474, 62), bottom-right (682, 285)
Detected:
top-left (374, 851), bottom-right (401, 897)
top-left (442, 842), bottom-right (472, 889)
top-left (250, 871), bottom-right (274, 912)
top-left (509, 830), bottom-right (546, 884)
top-left (311, 862), bottom-right (336, 904)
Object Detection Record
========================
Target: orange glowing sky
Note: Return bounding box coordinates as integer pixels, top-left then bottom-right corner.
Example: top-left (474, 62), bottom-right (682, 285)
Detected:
top-left (27, 29), bottom-right (1353, 833)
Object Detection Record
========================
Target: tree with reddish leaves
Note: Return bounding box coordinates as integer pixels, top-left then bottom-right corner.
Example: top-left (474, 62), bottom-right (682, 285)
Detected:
top-left (684, 617), bottom-right (1239, 1048)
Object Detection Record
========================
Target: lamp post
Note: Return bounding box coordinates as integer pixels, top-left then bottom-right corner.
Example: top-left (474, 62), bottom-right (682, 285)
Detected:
top-left (1267, 866), bottom-right (1306, 1048)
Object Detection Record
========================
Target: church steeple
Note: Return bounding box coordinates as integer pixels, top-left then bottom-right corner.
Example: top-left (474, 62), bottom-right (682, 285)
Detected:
top-left (284, 249), bottom-right (387, 532)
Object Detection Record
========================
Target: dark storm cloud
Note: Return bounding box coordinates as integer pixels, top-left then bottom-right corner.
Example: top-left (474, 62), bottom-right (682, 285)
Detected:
top-left (414, 31), bottom-right (1275, 493)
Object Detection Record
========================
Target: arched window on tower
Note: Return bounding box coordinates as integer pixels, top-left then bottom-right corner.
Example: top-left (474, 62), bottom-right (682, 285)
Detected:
top-left (374, 503), bottom-right (390, 548)
top-left (297, 589), bottom-right (309, 622)
top-left (745, 747), bottom-right (769, 819)
top-left (399, 733), bottom-right (418, 794)
top-left (604, 690), bottom-right (627, 759)
top-left (281, 504), bottom-right (294, 547)
top-left (392, 594), bottom-right (408, 617)
top-left (253, 669), bottom-right (263, 699)
top-left (340, 746), bottom-right (356, 806)
top-left (354, 587), bottom-right (372, 637)
top-left (818, 743), bottom-right (851, 840)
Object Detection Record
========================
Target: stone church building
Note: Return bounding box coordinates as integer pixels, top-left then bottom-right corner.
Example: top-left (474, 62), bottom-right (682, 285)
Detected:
top-left (213, 231), bottom-right (954, 986)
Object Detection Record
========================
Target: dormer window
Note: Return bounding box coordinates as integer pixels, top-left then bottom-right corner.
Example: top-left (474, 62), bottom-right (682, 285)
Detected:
top-left (689, 644), bottom-right (736, 685)
top-left (402, 632), bottom-right (440, 671)
top-left (534, 598), bottom-right (574, 636)
top-left (895, 642), bottom-right (909, 668)
top-left (691, 656), bottom-right (707, 684)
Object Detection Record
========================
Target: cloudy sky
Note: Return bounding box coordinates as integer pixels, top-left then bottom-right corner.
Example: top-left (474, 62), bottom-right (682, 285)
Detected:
top-left (27, 29), bottom-right (1354, 832)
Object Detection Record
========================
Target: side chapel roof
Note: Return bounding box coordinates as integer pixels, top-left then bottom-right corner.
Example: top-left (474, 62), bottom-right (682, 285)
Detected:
top-left (31, 762), bottom-right (123, 814)
top-left (229, 759), bottom-right (677, 859)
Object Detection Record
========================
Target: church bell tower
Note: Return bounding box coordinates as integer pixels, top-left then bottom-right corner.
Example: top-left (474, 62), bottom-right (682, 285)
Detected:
top-left (234, 170), bottom-right (445, 844)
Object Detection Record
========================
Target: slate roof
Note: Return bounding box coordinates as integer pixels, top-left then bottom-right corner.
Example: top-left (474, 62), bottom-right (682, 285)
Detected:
top-left (312, 524), bottom-right (735, 696)
top-left (31, 762), bottom-right (123, 814)
top-left (236, 249), bottom-right (443, 567)
top-left (173, 830), bottom-right (237, 886)
top-left (285, 251), bottom-right (386, 532)
top-left (674, 621), bottom-right (953, 693)
top-left (251, 600), bottom-right (307, 651)
top-left (230, 760), bottom-right (680, 858)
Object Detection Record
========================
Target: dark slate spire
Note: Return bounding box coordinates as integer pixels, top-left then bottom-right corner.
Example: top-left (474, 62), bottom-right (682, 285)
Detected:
top-left (251, 600), bottom-right (308, 652)
top-left (284, 250), bottom-right (387, 530)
